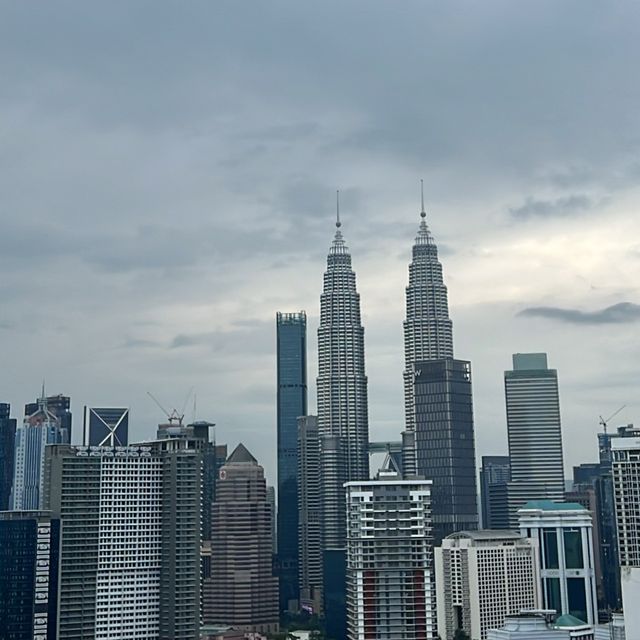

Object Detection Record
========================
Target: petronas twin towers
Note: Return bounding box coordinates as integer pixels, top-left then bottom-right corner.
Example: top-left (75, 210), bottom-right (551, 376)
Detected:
top-left (317, 185), bottom-right (474, 552)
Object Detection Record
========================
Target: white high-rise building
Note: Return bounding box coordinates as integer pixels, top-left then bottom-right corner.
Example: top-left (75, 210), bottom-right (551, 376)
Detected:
top-left (317, 206), bottom-right (369, 550)
top-left (518, 501), bottom-right (598, 626)
top-left (44, 428), bottom-right (203, 640)
top-left (435, 530), bottom-right (540, 640)
top-left (345, 471), bottom-right (435, 640)
top-left (505, 353), bottom-right (565, 527)
top-left (611, 426), bottom-right (640, 637)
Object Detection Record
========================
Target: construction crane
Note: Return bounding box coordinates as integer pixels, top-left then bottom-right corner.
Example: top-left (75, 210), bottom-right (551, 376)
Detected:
top-left (146, 387), bottom-right (194, 426)
top-left (599, 405), bottom-right (626, 435)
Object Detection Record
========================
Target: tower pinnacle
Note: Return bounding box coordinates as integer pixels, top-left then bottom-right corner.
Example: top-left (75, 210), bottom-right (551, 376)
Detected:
top-left (420, 179), bottom-right (426, 218)
top-left (336, 190), bottom-right (341, 228)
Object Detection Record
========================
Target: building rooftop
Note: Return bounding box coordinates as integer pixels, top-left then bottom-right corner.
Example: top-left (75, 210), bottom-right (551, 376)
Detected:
top-left (226, 443), bottom-right (257, 464)
top-left (520, 500), bottom-right (586, 512)
top-left (554, 614), bottom-right (588, 628)
top-left (448, 529), bottom-right (523, 541)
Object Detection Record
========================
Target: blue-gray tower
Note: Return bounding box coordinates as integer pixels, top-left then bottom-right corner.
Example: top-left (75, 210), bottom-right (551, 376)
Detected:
top-left (276, 311), bottom-right (308, 611)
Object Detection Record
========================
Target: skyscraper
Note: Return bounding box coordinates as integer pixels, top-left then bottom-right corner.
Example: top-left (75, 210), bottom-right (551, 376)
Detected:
top-left (414, 358), bottom-right (479, 543)
top-left (44, 433), bottom-right (202, 640)
top-left (403, 184), bottom-right (454, 435)
top-left (25, 393), bottom-right (72, 439)
top-left (203, 444), bottom-right (279, 633)
top-left (0, 403), bottom-right (17, 510)
top-left (297, 415), bottom-right (323, 614)
top-left (435, 531), bottom-right (540, 640)
top-left (610, 425), bottom-right (640, 633)
top-left (518, 501), bottom-right (598, 625)
top-left (0, 511), bottom-right (60, 640)
top-left (480, 456), bottom-right (511, 529)
top-left (317, 204), bottom-right (369, 550)
top-left (346, 470), bottom-right (435, 640)
top-left (505, 354), bottom-right (565, 527)
top-left (83, 406), bottom-right (129, 446)
top-left (276, 310), bottom-right (307, 611)
top-left (11, 393), bottom-right (70, 510)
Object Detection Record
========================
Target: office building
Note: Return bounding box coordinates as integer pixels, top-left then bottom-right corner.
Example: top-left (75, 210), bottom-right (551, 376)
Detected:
top-left (204, 444), bottom-right (279, 633)
top-left (25, 393), bottom-right (72, 439)
top-left (346, 471), bottom-right (435, 640)
top-left (276, 310), bottom-right (307, 611)
top-left (505, 354), bottom-right (565, 527)
top-left (480, 456), bottom-right (511, 529)
top-left (11, 393), bottom-right (70, 510)
top-left (201, 436), bottom-right (227, 540)
top-left (0, 510), bottom-right (60, 640)
top-left (0, 403), bottom-right (17, 510)
top-left (83, 406), bottom-right (129, 446)
top-left (317, 209), bottom-right (370, 553)
top-left (298, 415), bottom-right (323, 614)
top-left (611, 425), bottom-right (640, 635)
top-left (435, 530), bottom-right (540, 640)
top-left (414, 358), bottom-right (478, 543)
top-left (403, 184), bottom-right (454, 436)
top-left (518, 501), bottom-right (598, 625)
top-left (44, 432), bottom-right (202, 640)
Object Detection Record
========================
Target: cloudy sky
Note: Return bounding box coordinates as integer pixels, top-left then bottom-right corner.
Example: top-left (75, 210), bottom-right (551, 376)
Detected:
top-left (1, 1), bottom-right (639, 484)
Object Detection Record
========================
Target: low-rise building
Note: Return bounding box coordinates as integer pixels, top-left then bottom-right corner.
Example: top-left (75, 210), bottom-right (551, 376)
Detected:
top-left (435, 530), bottom-right (540, 640)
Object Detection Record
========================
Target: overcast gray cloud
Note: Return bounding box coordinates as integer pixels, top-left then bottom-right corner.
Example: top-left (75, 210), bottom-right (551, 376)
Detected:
top-left (518, 302), bottom-right (640, 324)
top-left (509, 194), bottom-right (596, 219)
top-left (1, 1), bottom-right (640, 482)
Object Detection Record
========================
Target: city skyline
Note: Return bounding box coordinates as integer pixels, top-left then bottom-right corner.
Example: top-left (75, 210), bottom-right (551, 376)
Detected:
top-left (1, 2), bottom-right (640, 489)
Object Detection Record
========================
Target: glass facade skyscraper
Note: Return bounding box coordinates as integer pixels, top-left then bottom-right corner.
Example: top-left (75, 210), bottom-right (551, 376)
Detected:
top-left (11, 394), bottom-right (70, 510)
top-left (0, 403), bottom-right (17, 511)
top-left (276, 310), bottom-right (307, 611)
top-left (504, 353), bottom-right (565, 527)
top-left (0, 511), bottom-right (60, 640)
top-left (414, 358), bottom-right (478, 544)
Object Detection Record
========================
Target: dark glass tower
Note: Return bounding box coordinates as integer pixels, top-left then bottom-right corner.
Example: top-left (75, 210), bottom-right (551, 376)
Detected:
top-left (414, 359), bottom-right (478, 544)
top-left (83, 406), bottom-right (129, 446)
top-left (480, 455), bottom-right (511, 528)
top-left (276, 311), bottom-right (308, 611)
top-left (0, 403), bottom-right (17, 511)
top-left (0, 511), bottom-right (60, 640)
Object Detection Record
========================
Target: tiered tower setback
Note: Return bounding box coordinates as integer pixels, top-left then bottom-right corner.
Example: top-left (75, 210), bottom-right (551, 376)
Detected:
top-left (317, 201), bottom-right (370, 550)
top-left (403, 183), bottom-right (454, 433)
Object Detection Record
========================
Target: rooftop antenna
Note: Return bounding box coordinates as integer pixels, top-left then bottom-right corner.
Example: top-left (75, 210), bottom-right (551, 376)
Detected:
top-left (599, 405), bottom-right (626, 435)
top-left (420, 179), bottom-right (426, 218)
top-left (336, 190), bottom-right (341, 228)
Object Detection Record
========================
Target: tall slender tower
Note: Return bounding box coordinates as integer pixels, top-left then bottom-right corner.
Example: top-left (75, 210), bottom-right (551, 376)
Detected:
top-left (276, 311), bottom-right (307, 611)
top-left (317, 195), bottom-right (369, 551)
top-left (403, 182), bottom-right (454, 434)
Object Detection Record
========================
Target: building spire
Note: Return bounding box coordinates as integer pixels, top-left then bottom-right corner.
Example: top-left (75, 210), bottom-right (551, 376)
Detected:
top-left (330, 189), bottom-right (348, 255)
top-left (416, 180), bottom-right (433, 245)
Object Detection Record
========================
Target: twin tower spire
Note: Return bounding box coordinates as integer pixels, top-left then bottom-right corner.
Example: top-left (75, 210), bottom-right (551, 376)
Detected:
top-left (317, 183), bottom-right (454, 548)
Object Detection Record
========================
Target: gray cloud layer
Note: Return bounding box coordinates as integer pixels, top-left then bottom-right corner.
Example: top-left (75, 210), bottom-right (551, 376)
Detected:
top-left (519, 302), bottom-right (640, 324)
top-left (1, 1), bottom-right (640, 482)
